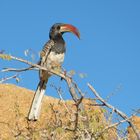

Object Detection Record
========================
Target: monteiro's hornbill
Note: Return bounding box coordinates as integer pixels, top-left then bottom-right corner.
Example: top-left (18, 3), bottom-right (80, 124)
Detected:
top-left (28, 23), bottom-right (80, 121)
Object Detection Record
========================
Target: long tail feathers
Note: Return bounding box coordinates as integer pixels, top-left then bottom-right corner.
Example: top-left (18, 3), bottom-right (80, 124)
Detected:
top-left (28, 80), bottom-right (46, 121)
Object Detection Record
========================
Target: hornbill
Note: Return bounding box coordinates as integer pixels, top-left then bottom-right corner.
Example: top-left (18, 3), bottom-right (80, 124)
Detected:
top-left (28, 23), bottom-right (80, 121)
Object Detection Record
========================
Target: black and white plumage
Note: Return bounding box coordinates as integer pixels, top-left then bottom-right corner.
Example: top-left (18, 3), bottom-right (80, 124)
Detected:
top-left (28, 23), bottom-right (80, 121)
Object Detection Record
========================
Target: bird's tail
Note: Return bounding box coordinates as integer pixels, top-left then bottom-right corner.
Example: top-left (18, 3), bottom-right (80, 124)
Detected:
top-left (28, 80), bottom-right (47, 121)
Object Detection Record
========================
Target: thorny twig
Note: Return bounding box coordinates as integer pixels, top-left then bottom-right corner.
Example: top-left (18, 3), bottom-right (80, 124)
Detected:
top-left (2, 66), bottom-right (37, 72)
top-left (50, 103), bottom-right (62, 128)
top-left (95, 115), bottom-right (133, 138)
top-left (50, 84), bottom-right (71, 115)
top-left (0, 74), bottom-right (19, 83)
top-left (65, 96), bottom-right (84, 132)
top-left (74, 96), bottom-right (84, 131)
top-left (87, 83), bottom-right (140, 140)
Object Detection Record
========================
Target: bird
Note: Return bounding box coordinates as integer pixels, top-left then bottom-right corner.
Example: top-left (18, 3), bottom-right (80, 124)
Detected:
top-left (28, 23), bottom-right (80, 121)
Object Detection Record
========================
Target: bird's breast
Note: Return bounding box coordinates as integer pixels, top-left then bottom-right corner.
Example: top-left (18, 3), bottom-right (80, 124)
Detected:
top-left (45, 51), bottom-right (65, 69)
top-left (48, 52), bottom-right (64, 64)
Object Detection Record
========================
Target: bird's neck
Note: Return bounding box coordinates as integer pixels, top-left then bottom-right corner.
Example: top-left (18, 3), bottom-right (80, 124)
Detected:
top-left (51, 35), bottom-right (66, 54)
top-left (54, 34), bottom-right (64, 43)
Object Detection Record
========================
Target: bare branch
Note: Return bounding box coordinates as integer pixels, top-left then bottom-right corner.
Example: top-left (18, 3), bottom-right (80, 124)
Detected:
top-left (63, 96), bottom-right (84, 132)
top-left (50, 84), bottom-right (71, 115)
top-left (95, 115), bottom-right (134, 138)
top-left (1, 66), bottom-right (37, 72)
top-left (1, 54), bottom-right (83, 109)
top-left (87, 83), bottom-right (140, 140)
top-left (0, 74), bottom-right (19, 83)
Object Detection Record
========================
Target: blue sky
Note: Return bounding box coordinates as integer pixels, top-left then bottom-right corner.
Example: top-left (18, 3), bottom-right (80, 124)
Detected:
top-left (0, 0), bottom-right (140, 116)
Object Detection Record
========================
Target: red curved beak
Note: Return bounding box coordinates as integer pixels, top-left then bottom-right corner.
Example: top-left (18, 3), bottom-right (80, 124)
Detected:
top-left (60, 24), bottom-right (80, 39)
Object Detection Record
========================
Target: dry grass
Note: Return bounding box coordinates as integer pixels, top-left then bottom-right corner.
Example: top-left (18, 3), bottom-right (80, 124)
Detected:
top-left (127, 116), bottom-right (140, 140)
top-left (0, 83), bottom-right (117, 139)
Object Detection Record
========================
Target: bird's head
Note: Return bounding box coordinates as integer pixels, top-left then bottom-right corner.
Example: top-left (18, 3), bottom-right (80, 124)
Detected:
top-left (49, 23), bottom-right (80, 40)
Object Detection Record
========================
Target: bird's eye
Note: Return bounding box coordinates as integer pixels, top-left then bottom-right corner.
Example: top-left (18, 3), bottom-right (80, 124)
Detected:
top-left (57, 26), bottom-right (60, 30)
